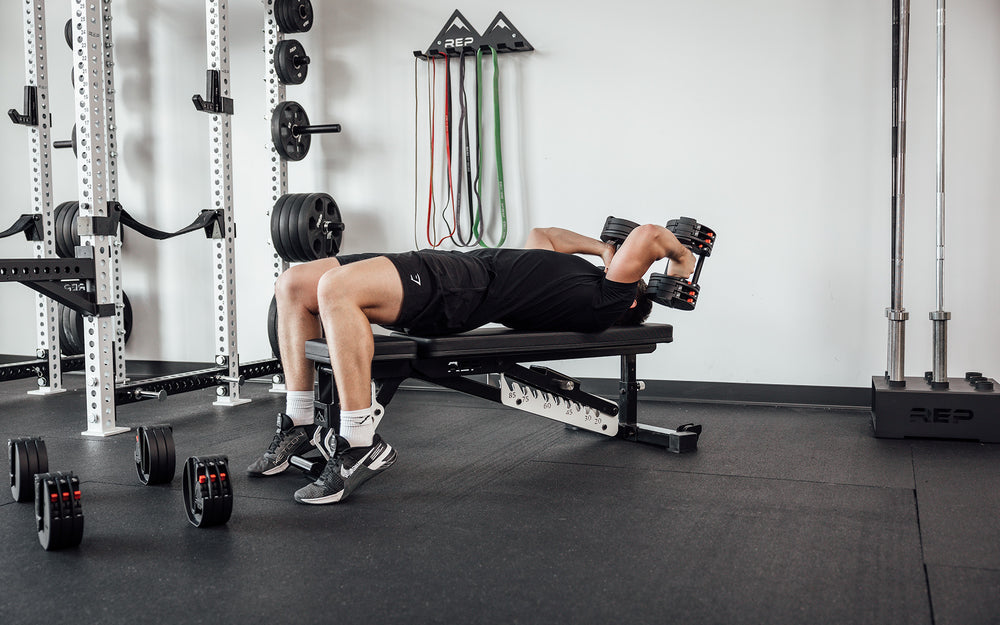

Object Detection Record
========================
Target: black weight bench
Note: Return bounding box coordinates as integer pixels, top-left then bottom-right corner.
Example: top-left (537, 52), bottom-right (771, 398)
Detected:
top-left (303, 323), bottom-right (701, 453)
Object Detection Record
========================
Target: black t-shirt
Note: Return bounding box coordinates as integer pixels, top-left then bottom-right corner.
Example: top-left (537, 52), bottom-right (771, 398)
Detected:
top-left (460, 248), bottom-right (638, 333)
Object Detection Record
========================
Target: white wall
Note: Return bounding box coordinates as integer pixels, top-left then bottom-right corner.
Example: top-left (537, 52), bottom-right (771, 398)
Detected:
top-left (1, 0), bottom-right (997, 388)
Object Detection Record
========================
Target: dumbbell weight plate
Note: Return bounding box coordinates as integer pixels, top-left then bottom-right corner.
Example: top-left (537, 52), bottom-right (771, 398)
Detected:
top-left (183, 455), bottom-right (233, 528)
top-left (35, 471), bottom-right (84, 551)
top-left (600, 216), bottom-right (639, 246)
top-left (275, 0), bottom-right (314, 34)
top-left (648, 273), bottom-right (700, 311)
top-left (135, 425), bottom-right (176, 485)
top-left (9, 437), bottom-right (49, 503)
top-left (666, 217), bottom-right (716, 256)
top-left (271, 101), bottom-right (311, 161)
top-left (274, 39), bottom-right (308, 85)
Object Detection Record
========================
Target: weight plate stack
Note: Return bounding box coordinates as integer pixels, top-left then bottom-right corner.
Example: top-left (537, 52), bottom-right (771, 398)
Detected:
top-left (648, 273), bottom-right (700, 311)
top-left (34, 471), bottom-right (84, 551)
top-left (183, 455), bottom-right (233, 528)
top-left (135, 425), bottom-right (176, 485)
top-left (274, 39), bottom-right (309, 85)
top-left (59, 291), bottom-right (133, 356)
top-left (275, 0), bottom-right (314, 34)
top-left (666, 217), bottom-right (716, 256)
top-left (271, 193), bottom-right (345, 262)
top-left (9, 437), bottom-right (49, 503)
top-left (271, 101), bottom-right (311, 161)
top-left (53, 201), bottom-right (79, 259)
top-left (600, 216), bottom-right (639, 247)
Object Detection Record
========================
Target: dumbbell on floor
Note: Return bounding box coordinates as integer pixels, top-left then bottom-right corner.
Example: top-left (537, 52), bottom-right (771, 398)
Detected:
top-left (648, 217), bottom-right (716, 311)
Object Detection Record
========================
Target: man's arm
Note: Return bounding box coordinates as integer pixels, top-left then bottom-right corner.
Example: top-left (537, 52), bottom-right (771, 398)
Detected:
top-left (525, 227), bottom-right (616, 268)
top-left (604, 224), bottom-right (696, 284)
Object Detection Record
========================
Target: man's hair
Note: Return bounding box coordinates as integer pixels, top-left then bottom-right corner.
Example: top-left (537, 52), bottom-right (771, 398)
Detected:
top-left (614, 279), bottom-right (653, 326)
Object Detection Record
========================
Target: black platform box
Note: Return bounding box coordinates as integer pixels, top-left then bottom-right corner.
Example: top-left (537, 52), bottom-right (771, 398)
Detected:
top-left (871, 375), bottom-right (1000, 443)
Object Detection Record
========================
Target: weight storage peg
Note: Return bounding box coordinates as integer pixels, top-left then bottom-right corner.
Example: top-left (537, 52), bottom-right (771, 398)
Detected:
top-left (35, 471), bottom-right (84, 550)
top-left (9, 437), bottom-right (49, 503)
top-left (647, 217), bottom-right (717, 311)
top-left (274, 40), bottom-right (310, 85)
top-left (270, 193), bottom-right (345, 262)
top-left (135, 425), bottom-right (176, 485)
top-left (275, 0), bottom-right (314, 33)
top-left (53, 125), bottom-right (77, 158)
top-left (182, 455), bottom-right (233, 528)
top-left (271, 101), bottom-right (341, 161)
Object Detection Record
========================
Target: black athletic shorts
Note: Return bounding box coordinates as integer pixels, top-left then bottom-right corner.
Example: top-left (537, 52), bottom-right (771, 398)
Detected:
top-left (337, 250), bottom-right (491, 335)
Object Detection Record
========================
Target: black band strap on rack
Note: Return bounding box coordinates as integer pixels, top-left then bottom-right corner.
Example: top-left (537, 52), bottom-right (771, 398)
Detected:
top-left (115, 206), bottom-right (225, 240)
top-left (0, 214), bottom-right (42, 241)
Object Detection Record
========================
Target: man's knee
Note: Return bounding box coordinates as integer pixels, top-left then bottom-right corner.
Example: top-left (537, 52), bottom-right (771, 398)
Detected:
top-left (275, 259), bottom-right (341, 308)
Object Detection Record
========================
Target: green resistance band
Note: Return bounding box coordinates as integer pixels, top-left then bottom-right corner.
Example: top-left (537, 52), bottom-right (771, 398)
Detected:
top-left (473, 46), bottom-right (508, 248)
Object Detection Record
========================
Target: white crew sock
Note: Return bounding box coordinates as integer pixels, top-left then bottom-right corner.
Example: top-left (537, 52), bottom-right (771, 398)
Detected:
top-left (339, 407), bottom-right (375, 447)
top-left (284, 390), bottom-right (315, 427)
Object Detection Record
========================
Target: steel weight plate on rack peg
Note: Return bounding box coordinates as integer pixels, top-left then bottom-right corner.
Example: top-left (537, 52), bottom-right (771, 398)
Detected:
top-left (60, 291), bottom-right (134, 355)
top-left (135, 425), bottom-right (176, 485)
top-left (34, 471), bottom-right (84, 551)
top-left (298, 193), bottom-right (345, 260)
top-left (183, 455), bottom-right (233, 528)
top-left (274, 39), bottom-right (310, 85)
top-left (271, 101), bottom-right (312, 162)
top-left (275, 0), bottom-right (314, 33)
top-left (9, 437), bottom-right (49, 503)
top-left (53, 201), bottom-right (79, 259)
top-left (284, 193), bottom-right (312, 261)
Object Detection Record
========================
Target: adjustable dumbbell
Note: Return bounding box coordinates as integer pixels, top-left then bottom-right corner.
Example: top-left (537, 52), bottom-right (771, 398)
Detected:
top-left (182, 455), bottom-right (233, 528)
top-left (647, 217), bottom-right (716, 311)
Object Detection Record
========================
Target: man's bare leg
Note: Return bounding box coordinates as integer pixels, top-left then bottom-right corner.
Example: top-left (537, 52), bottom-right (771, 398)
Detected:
top-left (293, 256), bottom-right (403, 505)
top-left (315, 256), bottom-right (403, 446)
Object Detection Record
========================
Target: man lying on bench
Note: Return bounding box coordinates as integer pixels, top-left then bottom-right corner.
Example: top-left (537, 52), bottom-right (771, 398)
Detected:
top-left (247, 223), bottom-right (697, 505)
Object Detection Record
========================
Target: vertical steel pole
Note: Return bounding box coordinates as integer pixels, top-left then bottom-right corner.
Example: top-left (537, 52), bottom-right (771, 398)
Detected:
top-left (886, 0), bottom-right (910, 387)
top-left (102, 0), bottom-right (128, 386)
top-left (265, 0), bottom-right (289, 391)
top-left (73, 0), bottom-right (128, 436)
top-left (21, 0), bottom-right (66, 396)
top-left (206, 0), bottom-right (249, 406)
top-left (929, 0), bottom-right (951, 388)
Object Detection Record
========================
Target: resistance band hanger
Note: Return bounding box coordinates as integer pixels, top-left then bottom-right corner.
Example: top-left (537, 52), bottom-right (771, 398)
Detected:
top-left (472, 46), bottom-right (508, 248)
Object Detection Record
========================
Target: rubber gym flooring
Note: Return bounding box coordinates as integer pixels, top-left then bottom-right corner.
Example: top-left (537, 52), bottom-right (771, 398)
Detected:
top-left (1, 370), bottom-right (998, 625)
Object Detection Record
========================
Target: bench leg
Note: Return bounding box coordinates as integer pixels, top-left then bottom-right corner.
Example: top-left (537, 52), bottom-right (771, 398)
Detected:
top-left (616, 354), bottom-right (701, 453)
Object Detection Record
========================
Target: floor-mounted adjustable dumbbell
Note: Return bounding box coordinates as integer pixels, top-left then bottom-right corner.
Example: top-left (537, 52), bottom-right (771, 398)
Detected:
top-left (648, 217), bottom-right (716, 311)
top-left (9, 437), bottom-right (85, 550)
top-left (135, 425), bottom-right (176, 485)
top-left (35, 471), bottom-right (84, 551)
top-left (271, 101), bottom-right (341, 161)
top-left (182, 455), bottom-right (233, 528)
top-left (9, 437), bottom-right (49, 503)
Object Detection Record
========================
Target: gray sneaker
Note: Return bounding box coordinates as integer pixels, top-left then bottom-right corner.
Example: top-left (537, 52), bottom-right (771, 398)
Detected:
top-left (293, 434), bottom-right (397, 504)
top-left (246, 414), bottom-right (318, 476)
